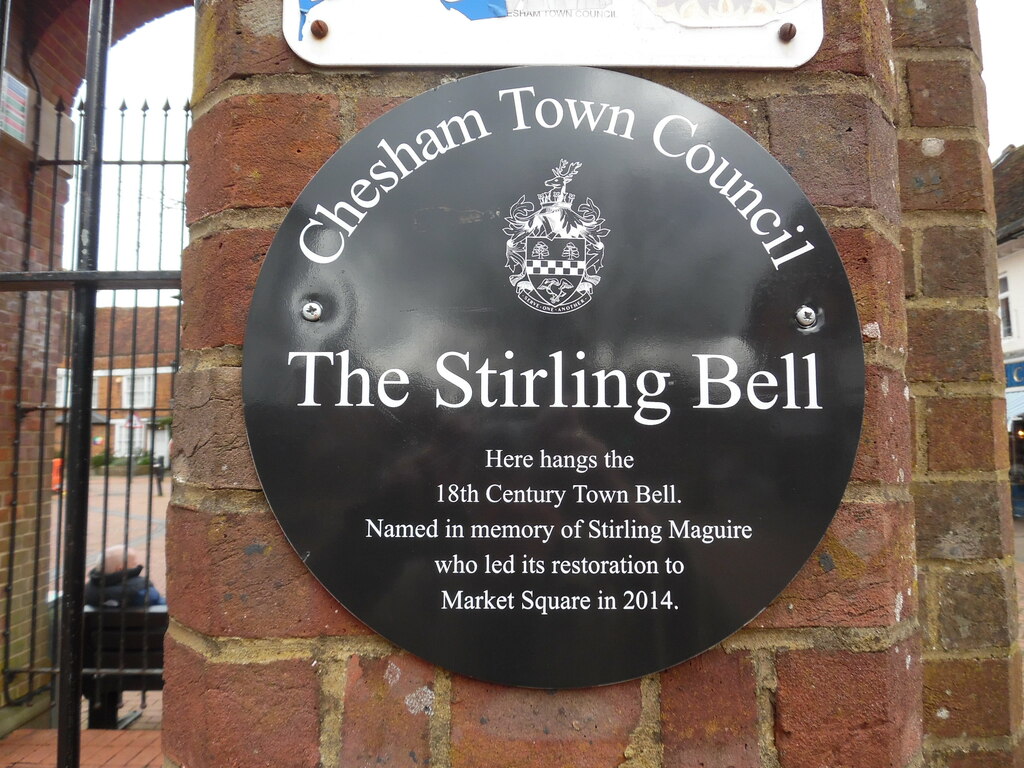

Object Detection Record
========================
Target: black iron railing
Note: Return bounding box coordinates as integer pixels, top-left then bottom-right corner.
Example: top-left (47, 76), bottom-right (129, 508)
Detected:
top-left (0, 2), bottom-right (187, 761)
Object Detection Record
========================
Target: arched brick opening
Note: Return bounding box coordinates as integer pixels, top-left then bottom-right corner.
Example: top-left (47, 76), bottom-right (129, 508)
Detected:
top-left (22, 0), bottom-right (189, 104)
top-left (0, 0), bottom-right (190, 732)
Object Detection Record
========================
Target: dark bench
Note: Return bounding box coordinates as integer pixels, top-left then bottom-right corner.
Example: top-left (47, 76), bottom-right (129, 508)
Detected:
top-left (81, 604), bottom-right (168, 729)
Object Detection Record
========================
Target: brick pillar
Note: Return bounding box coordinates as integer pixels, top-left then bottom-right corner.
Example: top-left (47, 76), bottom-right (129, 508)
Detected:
top-left (169, 1), bottom-right (942, 765)
top-left (891, 0), bottom-right (1024, 765)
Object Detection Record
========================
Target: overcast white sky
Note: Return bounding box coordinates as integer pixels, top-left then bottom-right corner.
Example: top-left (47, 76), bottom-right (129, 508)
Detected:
top-left (977, 0), bottom-right (1022, 159)
top-left (107, 4), bottom-right (1020, 159)
top-left (103, 9), bottom-right (193, 108)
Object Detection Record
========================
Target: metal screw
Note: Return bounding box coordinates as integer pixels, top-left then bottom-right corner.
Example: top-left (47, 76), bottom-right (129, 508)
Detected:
top-left (301, 301), bottom-right (323, 322)
top-left (779, 23), bottom-right (797, 42)
top-left (795, 305), bottom-right (817, 328)
top-left (310, 19), bottom-right (329, 39)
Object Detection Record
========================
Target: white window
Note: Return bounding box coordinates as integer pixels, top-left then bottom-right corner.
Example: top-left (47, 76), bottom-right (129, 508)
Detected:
top-left (113, 419), bottom-right (147, 457)
top-left (55, 369), bottom-right (69, 408)
top-left (55, 369), bottom-right (100, 409)
top-left (121, 372), bottom-right (155, 409)
top-left (1000, 275), bottom-right (1013, 338)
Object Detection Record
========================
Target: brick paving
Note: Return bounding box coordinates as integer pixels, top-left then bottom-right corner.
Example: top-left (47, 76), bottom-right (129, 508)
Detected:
top-left (0, 475), bottom-right (168, 768)
top-left (0, 729), bottom-right (161, 767)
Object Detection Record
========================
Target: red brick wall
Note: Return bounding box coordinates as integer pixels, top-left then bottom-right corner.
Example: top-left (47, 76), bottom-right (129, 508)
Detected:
top-left (165, 0), bottom-right (1007, 766)
top-left (891, 0), bottom-right (1024, 765)
top-left (0, 2), bottom-right (66, 712)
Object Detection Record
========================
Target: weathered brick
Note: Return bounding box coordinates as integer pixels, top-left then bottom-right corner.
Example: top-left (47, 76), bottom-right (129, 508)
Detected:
top-left (662, 649), bottom-right (758, 768)
top-left (907, 308), bottom-right (1001, 382)
top-left (924, 397), bottom-right (1009, 472)
top-left (935, 569), bottom-right (1016, 651)
top-left (768, 95), bottom-right (897, 220)
top-left (889, 0), bottom-right (983, 52)
top-left (754, 501), bottom-right (914, 629)
top-left (173, 366), bottom-right (260, 490)
top-left (902, 227), bottom-right (917, 298)
top-left (920, 226), bottom-right (996, 298)
top-left (163, 637), bottom-right (321, 768)
top-left (775, 643), bottom-right (922, 768)
top-left (193, 0), bottom-right (312, 102)
top-left (181, 229), bottom-right (275, 350)
top-left (706, 100), bottom-right (763, 141)
top-left (899, 139), bottom-right (992, 212)
top-left (915, 481), bottom-right (1013, 560)
top-left (338, 654), bottom-right (434, 767)
top-left (851, 365), bottom-right (913, 485)
top-left (450, 677), bottom-right (641, 768)
top-left (917, 569), bottom-right (944, 649)
top-left (355, 96), bottom-right (409, 131)
top-left (907, 60), bottom-right (985, 129)
top-left (805, 0), bottom-right (897, 105)
top-left (167, 502), bottom-right (370, 638)
top-left (187, 94), bottom-right (341, 223)
top-left (923, 655), bottom-right (1022, 738)
top-left (939, 739), bottom-right (1024, 768)
top-left (833, 228), bottom-right (906, 350)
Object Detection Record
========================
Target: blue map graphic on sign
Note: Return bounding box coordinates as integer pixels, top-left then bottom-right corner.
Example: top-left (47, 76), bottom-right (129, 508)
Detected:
top-left (440, 0), bottom-right (508, 20)
top-left (298, 0), bottom-right (327, 40)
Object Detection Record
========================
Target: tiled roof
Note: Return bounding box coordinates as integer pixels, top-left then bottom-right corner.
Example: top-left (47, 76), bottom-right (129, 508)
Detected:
top-left (995, 144), bottom-right (1024, 244)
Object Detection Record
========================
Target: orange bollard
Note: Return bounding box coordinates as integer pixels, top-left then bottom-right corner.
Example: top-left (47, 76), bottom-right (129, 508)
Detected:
top-left (51, 457), bottom-right (63, 492)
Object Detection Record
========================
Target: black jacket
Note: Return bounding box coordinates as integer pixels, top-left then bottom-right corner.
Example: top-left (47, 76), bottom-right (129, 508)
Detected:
top-left (84, 564), bottom-right (164, 608)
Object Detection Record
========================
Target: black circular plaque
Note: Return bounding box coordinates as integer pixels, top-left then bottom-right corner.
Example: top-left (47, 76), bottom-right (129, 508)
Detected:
top-left (243, 67), bottom-right (864, 688)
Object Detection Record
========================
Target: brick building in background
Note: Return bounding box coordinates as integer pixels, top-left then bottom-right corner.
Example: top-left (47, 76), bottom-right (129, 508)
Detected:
top-left (1, 0), bottom-right (1022, 766)
top-left (996, 146), bottom-right (1024, 503)
top-left (55, 305), bottom-right (179, 463)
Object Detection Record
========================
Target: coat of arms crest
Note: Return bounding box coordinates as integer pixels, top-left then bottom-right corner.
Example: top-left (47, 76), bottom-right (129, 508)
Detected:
top-left (504, 160), bottom-right (609, 314)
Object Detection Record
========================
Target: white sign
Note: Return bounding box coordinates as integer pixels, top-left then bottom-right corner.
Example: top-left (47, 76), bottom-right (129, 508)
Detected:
top-left (1, 71), bottom-right (30, 144)
top-left (283, 0), bottom-right (824, 69)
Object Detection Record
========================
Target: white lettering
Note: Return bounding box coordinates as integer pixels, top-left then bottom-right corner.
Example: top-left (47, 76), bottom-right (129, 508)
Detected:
top-left (693, 354), bottom-right (741, 409)
top-left (288, 351), bottom-right (334, 406)
top-left (652, 114), bottom-right (699, 158)
top-left (498, 86), bottom-right (536, 131)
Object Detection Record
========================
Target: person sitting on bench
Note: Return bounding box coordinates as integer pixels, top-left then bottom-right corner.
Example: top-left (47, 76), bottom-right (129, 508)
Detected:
top-left (84, 545), bottom-right (165, 608)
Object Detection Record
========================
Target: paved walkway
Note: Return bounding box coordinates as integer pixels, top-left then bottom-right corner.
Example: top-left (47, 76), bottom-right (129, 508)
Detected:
top-left (0, 474), bottom-right (168, 768)
top-left (0, 730), bottom-right (161, 767)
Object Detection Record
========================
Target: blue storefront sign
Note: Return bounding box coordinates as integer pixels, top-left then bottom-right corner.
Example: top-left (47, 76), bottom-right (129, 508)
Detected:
top-left (1007, 361), bottom-right (1024, 387)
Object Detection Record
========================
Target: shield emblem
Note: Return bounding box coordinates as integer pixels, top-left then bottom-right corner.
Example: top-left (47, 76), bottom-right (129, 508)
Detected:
top-left (524, 236), bottom-right (586, 306)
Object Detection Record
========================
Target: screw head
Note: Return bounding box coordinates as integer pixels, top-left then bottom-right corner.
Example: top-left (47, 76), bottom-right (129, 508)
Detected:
top-left (302, 301), bottom-right (323, 322)
top-left (779, 22), bottom-right (797, 42)
top-left (795, 305), bottom-right (817, 328)
top-left (310, 19), bottom-right (329, 39)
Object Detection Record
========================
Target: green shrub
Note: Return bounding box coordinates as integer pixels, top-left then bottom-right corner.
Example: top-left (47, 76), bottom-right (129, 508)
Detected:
top-left (90, 451), bottom-right (109, 469)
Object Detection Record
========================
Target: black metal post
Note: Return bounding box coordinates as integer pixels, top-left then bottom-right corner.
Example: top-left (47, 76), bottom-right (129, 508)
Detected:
top-left (57, 0), bottom-right (112, 764)
top-left (0, 0), bottom-right (11, 76)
